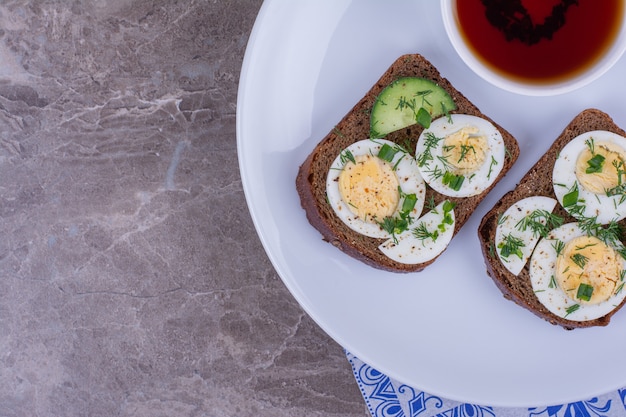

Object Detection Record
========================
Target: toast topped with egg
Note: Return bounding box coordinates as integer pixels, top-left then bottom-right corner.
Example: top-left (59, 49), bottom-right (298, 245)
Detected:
top-left (296, 54), bottom-right (520, 273)
top-left (478, 109), bottom-right (626, 329)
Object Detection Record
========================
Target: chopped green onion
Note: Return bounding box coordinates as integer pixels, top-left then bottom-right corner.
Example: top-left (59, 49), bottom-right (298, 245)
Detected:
top-left (440, 200), bottom-right (456, 230)
top-left (401, 193), bottom-right (417, 215)
top-left (576, 283), bottom-right (594, 302)
top-left (586, 154), bottom-right (605, 174)
top-left (443, 200), bottom-right (456, 213)
top-left (377, 143), bottom-right (398, 162)
top-left (442, 171), bottom-right (465, 191)
top-left (416, 107), bottom-right (431, 128)
top-left (562, 184), bottom-right (579, 207)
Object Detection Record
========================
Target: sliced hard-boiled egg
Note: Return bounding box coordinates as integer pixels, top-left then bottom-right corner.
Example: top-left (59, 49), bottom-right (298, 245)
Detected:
top-left (415, 114), bottom-right (506, 198)
top-left (555, 235), bottom-right (621, 304)
top-left (379, 200), bottom-right (455, 264)
top-left (495, 196), bottom-right (559, 276)
top-left (326, 139), bottom-right (426, 238)
top-left (552, 130), bottom-right (626, 224)
top-left (529, 222), bottom-right (626, 322)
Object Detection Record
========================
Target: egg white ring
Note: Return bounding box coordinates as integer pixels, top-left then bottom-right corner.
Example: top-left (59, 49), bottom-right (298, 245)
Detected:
top-left (326, 139), bottom-right (426, 238)
top-left (415, 114), bottom-right (505, 198)
top-left (378, 200), bottom-right (455, 264)
top-left (529, 222), bottom-right (626, 322)
top-left (553, 130), bottom-right (626, 224)
top-left (495, 196), bottom-right (558, 276)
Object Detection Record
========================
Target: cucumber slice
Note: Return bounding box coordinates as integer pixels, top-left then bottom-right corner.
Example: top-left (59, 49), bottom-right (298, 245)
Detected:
top-left (370, 77), bottom-right (456, 137)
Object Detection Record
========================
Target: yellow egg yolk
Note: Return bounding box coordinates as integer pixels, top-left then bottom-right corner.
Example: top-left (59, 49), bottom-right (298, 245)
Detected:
top-left (555, 235), bottom-right (622, 305)
top-left (338, 154), bottom-right (399, 222)
top-left (442, 126), bottom-right (488, 175)
top-left (575, 141), bottom-right (626, 194)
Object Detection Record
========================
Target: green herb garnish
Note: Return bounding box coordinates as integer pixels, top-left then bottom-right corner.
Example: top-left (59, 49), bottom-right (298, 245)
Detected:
top-left (378, 216), bottom-right (409, 244)
top-left (401, 191), bottom-right (418, 215)
top-left (340, 149), bottom-right (356, 165)
top-left (571, 252), bottom-right (589, 269)
top-left (498, 233), bottom-right (525, 260)
top-left (549, 275), bottom-right (557, 289)
top-left (411, 200), bottom-right (456, 242)
top-left (583, 138), bottom-right (605, 173)
top-left (606, 159), bottom-right (626, 198)
top-left (416, 107), bottom-right (431, 128)
top-left (552, 239), bottom-right (565, 256)
top-left (440, 200), bottom-right (456, 230)
top-left (377, 143), bottom-right (398, 163)
top-left (487, 155), bottom-right (498, 179)
top-left (377, 188), bottom-right (417, 244)
top-left (565, 303), bottom-right (580, 317)
top-left (562, 183), bottom-right (579, 207)
top-left (576, 283), bottom-right (594, 302)
top-left (442, 171), bottom-right (464, 191)
top-left (413, 222), bottom-right (439, 242)
top-left (586, 154), bottom-right (605, 174)
top-left (396, 96), bottom-right (417, 113)
top-left (333, 127), bottom-right (346, 138)
top-left (515, 209), bottom-right (564, 238)
top-left (458, 144), bottom-right (476, 163)
top-left (426, 195), bottom-right (436, 211)
top-left (417, 132), bottom-right (443, 167)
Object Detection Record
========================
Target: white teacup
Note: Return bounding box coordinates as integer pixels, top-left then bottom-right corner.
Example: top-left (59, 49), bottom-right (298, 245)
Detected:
top-left (441, 0), bottom-right (626, 96)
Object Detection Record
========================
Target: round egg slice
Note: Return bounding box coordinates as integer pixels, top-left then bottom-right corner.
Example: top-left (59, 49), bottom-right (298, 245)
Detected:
top-left (495, 196), bottom-right (559, 276)
top-left (379, 200), bottom-right (455, 264)
top-left (529, 222), bottom-right (626, 322)
top-left (326, 139), bottom-right (426, 238)
top-left (552, 130), bottom-right (626, 224)
top-left (415, 114), bottom-right (506, 198)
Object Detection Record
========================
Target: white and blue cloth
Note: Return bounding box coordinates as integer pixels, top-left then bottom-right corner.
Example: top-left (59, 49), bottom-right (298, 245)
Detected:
top-left (347, 351), bottom-right (626, 417)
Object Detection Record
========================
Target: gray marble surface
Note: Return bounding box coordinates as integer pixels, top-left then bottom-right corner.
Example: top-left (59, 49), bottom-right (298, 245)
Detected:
top-left (0, 1), bottom-right (369, 416)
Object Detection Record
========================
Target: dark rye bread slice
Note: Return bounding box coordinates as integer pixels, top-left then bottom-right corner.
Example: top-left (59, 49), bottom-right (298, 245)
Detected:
top-left (478, 108), bottom-right (626, 329)
top-left (296, 53), bottom-right (520, 273)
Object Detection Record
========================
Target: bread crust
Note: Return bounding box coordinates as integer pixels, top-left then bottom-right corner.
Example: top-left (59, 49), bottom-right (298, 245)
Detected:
top-left (477, 108), bottom-right (626, 329)
top-left (296, 54), bottom-right (520, 272)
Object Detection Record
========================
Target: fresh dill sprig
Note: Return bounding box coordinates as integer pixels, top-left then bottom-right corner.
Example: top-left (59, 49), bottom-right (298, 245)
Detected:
top-left (487, 155), bottom-right (498, 179)
top-left (457, 144), bottom-right (476, 163)
top-left (339, 149), bottom-right (355, 165)
top-left (565, 303), bottom-right (580, 317)
top-left (552, 239), bottom-right (565, 257)
top-left (570, 252), bottom-right (589, 269)
top-left (416, 132), bottom-right (443, 167)
top-left (412, 222), bottom-right (439, 242)
top-left (515, 209), bottom-right (564, 238)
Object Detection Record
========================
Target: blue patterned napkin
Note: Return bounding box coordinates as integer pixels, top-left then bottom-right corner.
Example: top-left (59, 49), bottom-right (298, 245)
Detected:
top-left (346, 351), bottom-right (626, 417)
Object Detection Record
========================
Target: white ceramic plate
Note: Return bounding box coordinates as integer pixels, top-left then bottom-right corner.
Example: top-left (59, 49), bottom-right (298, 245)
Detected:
top-left (237, 0), bottom-right (626, 407)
